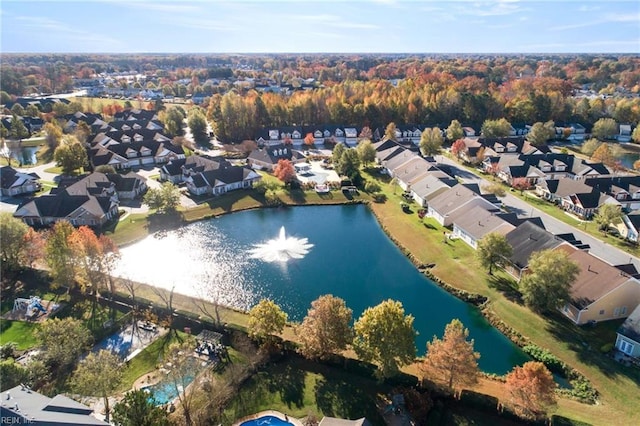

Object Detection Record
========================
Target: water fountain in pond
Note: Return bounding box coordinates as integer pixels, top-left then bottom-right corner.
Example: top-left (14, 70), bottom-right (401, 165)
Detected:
top-left (248, 226), bottom-right (313, 262)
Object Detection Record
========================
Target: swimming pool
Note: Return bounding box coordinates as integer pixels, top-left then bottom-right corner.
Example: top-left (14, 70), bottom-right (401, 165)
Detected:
top-left (143, 375), bottom-right (194, 405)
top-left (142, 357), bottom-right (204, 405)
top-left (241, 415), bottom-right (294, 426)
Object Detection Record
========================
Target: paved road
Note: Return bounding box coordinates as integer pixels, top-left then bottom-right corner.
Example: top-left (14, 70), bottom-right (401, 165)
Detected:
top-left (436, 155), bottom-right (640, 271)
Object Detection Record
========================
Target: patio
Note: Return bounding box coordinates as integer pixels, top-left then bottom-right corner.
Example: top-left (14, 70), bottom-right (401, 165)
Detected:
top-left (296, 161), bottom-right (340, 185)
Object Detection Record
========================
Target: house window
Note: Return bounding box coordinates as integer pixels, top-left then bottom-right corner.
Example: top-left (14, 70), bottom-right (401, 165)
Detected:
top-left (619, 339), bottom-right (634, 355)
top-left (599, 309), bottom-right (605, 315)
top-left (614, 307), bottom-right (627, 316)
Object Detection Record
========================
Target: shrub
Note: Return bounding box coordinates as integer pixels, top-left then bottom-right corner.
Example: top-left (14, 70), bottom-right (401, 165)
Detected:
top-left (522, 344), bottom-right (567, 376)
top-left (600, 343), bottom-right (613, 354)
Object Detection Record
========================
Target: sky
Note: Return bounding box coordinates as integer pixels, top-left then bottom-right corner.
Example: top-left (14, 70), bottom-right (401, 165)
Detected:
top-left (1, 0), bottom-right (639, 54)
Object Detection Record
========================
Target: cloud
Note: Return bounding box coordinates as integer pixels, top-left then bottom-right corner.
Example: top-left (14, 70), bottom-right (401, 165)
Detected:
top-left (15, 16), bottom-right (122, 46)
top-left (578, 5), bottom-right (601, 12)
top-left (120, 2), bottom-right (202, 14)
top-left (284, 14), bottom-right (380, 30)
top-left (551, 12), bottom-right (640, 31)
top-left (524, 39), bottom-right (640, 51)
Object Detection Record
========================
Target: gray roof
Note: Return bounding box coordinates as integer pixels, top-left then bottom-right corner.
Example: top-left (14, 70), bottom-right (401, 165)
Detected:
top-left (427, 183), bottom-right (494, 218)
top-left (383, 150), bottom-right (418, 172)
top-left (505, 221), bottom-right (565, 269)
top-left (0, 385), bottom-right (107, 425)
top-left (539, 178), bottom-right (593, 197)
top-left (453, 206), bottom-right (515, 241)
top-left (392, 157), bottom-right (431, 184)
top-left (409, 174), bottom-right (456, 200)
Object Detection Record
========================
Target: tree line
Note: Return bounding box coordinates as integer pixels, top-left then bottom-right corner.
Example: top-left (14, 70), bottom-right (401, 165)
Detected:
top-left (247, 295), bottom-right (558, 421)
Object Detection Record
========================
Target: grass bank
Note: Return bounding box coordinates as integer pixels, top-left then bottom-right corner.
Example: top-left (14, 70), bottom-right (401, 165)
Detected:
top-left (102, 168), bottom-right (637, 424)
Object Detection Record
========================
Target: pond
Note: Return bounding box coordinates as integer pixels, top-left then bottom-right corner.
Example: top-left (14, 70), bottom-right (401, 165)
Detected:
top-left (116, 205), bottom-right (530, 374)
top-left (619, 151), bottom-right (639, 170)
top-left (1, 142), bottom-right (40, 166)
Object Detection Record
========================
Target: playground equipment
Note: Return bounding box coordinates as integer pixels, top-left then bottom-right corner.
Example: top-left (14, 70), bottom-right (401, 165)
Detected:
top-left (13, 296), bottom-right (47, 319)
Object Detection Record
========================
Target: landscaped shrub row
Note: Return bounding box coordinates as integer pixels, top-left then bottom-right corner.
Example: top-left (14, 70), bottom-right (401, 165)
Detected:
top-left (522, 344), bottom-right (567, 376)
top-left (482, 307), bottom-right (598, 404)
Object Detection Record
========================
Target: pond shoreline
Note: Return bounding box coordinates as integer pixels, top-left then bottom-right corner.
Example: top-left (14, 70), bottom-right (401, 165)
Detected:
top-left (113, 193), bottom-right (596, 402)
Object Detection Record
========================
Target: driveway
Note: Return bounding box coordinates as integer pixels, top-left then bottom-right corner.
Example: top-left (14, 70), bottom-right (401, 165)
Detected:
top-left (436, 155), bottom-right (640, 271)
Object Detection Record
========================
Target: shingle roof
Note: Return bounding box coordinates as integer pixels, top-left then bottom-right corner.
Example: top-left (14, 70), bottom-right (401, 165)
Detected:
top-left (556, 245), bottom-right (634, 309)
top-left (0, 385), bottom-right (107, 425)
top-left (505, 221), bottom-right (565, 269)
top-left (1, 166), bottom-right (39, 190)
top-left (540, 178), bottom-right (594, 197)
top-left (453, 206), bottom-right (515, 241)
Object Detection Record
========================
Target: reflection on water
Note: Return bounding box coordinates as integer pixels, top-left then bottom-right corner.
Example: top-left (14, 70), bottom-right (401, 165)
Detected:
top-left (116, 205), bottom-right (531, 374)
top-left (115, 224), bottom-right (257, 310)
top-left (0, 142), bottom-right (40, 166)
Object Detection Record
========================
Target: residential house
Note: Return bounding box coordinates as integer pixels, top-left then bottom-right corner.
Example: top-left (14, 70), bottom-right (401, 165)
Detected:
top-left (0, 166), bottom-right (40, 196)
top-left (88, 140), bottom-right (185, 170)
top-left (426, 184), bottom-right (500, 227)
top-left (13, 173), bottom-right (126, 228)
top-left (493, 153), bottom-right (608, 187)
top-left (558, 245), bottom-right (640, 325)
top-left (247, 144), bottom-right (306, 171)
top-left (615, 305), bottom-right (640, 358)
top-left (397, 125), bottom-right (424, 145)
top-left (344, 127), bottom-right (358, 146)
top-left (382, 151), bottom-right (420, 179)
top-left (457, 138), bottom-right (484, 164)
top-left (586, 176), bottom-right (640, 211)
top-left (408, 172), bottom-right (457, 207)
top-left (160, 155), bottom-right (228, 183)
top-left (616, 212), bottom-right (640, 243)
top-left (14, 191), bottom-right (119, 228)
top-left (391, 157), bottom-right (433, 190)
top-left (161, 154), bottom-right (261, 196)
top-left (503, 221), bottom-right (571, 280)
top-left (113, 109), bottom-right (158, 122)
top-left (535, 178), bottom-right (595, 205)
top-left (0, 385), bottom-right (108, 425)
top-left (561, 187), bottom-right (617, 220)
top-left (463, 127), bottom-right (476, 137)
top-left (451, 206), bottom-right (515, 249)
top-left (556, 123), bottom-right (587, 142)
top-left (618, 124), bottom-right (632, 143)
top-left (184, 165), bottom-right (261, 196)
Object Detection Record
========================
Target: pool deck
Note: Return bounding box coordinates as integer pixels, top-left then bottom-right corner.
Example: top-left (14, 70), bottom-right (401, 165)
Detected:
top-left (232, 410), bottom-right (304, 426)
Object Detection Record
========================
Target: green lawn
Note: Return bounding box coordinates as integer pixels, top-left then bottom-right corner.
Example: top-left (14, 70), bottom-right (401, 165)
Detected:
top-left (223, 357), bottom-right (388, 424)
top-left (0, 319), bottom-right (40, 350)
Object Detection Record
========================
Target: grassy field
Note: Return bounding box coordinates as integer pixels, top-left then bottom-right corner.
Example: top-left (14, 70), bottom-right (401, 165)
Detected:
top-left (223, 357), bottom-right (388, 424)
top-left (0, 319), bottom-right (40, 350)
top-left (361, 171), bottom-right (640, 425)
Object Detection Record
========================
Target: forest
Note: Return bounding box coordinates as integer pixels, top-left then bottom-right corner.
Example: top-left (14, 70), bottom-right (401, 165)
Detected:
top-left (2, 53), bottom-right (639, 143)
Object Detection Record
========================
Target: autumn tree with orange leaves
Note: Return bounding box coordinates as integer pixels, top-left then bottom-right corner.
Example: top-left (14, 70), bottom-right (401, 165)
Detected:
top-left (296, 294), bottom-right (353, 361)
top-left (68, 226), bottom-right (120, 297)
top-left (420, 319), bottom-right (480, 396)
top-left (273, 159), bottom-right (296, 184)
top-left (304, 133), bottom-right (315, 147)
top-left (504, 361), bottom-right (557, 420)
